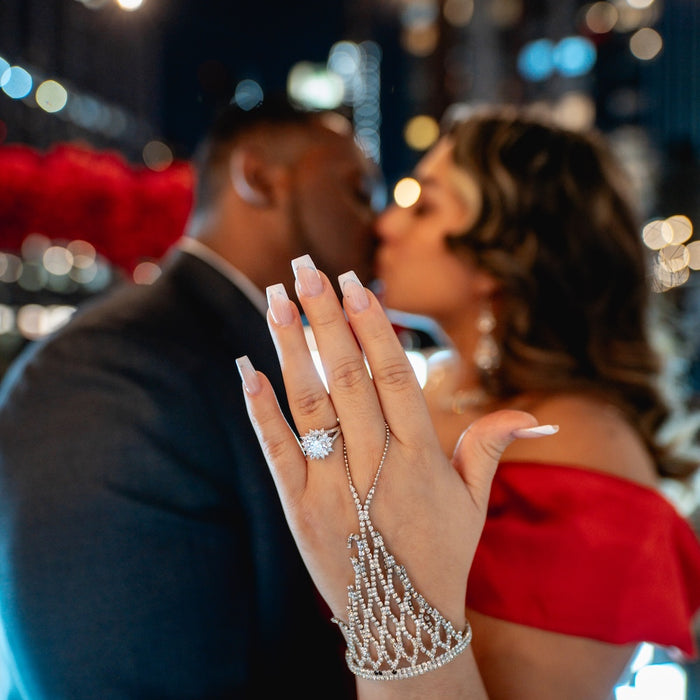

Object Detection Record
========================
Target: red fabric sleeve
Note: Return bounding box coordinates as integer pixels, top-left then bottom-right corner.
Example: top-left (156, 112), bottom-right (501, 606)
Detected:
top-left (465, 461), bottom-right (700, 657)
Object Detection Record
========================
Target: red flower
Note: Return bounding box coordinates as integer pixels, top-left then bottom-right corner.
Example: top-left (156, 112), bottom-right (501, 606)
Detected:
top-left (0, 141), bottom-right (195, 273)
top-left (0, 144), bottom-right (45, 252)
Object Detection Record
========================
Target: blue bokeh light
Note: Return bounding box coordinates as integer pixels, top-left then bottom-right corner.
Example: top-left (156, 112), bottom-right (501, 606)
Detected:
top-left (1, 66), bottom-right (33, 99)
top-left (553, 36), bottom-right (597, 77)
top-left (517, 39), bottom-right (555, 82)
top-left (233, 79), bottom-right (264, 111)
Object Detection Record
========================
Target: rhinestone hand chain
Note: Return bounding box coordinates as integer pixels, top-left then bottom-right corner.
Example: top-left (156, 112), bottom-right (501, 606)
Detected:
top-left (332, 421), bottom-right (472, 680)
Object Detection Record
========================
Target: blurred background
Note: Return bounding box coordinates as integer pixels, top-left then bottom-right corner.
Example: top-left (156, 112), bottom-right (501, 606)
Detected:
top-left (2, 0), bottom-right (700, 367)
top-left (0, 1), bottom-right (699, 698)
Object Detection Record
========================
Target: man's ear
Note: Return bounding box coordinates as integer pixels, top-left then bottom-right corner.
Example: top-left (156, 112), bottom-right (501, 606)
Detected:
top-left (229, 148), bottom-right (274, 207)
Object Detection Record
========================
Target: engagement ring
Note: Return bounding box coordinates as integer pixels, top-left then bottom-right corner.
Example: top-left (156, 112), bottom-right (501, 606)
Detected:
top-left (300, 424), bottom-right (342, 460)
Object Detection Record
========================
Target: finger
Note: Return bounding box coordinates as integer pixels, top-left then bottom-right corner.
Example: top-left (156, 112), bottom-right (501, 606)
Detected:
top-left (291, 256), bottom-right (387, 453)
top-left (338, 271), bottom-right (437, 450)
top-left (265, 282), bottom-right (342, 461)
top-left (235, 355), bottom-right (308, 504)
top-left (452, 410), bottom-right (559, 507)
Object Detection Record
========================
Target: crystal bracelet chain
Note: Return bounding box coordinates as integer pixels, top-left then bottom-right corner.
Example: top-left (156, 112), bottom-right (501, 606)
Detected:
top-left (332, 421), bottom-right (472, 680)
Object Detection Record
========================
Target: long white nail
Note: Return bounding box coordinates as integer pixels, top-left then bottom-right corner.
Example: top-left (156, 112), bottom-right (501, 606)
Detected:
top-left (291, 254), bottom-right (323, 297)
top-left (236, 355), bottom-right (262, 395)
top-left (266, 284), bottom-right (294, 326)
top-left (511, 424), bottom-right (559, 438)
top-left (338, 270), bottom-right (369, 312)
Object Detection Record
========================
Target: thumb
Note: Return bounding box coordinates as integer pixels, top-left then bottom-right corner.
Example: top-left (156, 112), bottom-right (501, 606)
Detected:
top-left (452, 409), bottom-right (558, 508)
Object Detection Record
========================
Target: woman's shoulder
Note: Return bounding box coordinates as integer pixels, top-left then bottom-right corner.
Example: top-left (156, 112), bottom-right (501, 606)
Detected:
top-left (501, 392), bottom-right (659, 487)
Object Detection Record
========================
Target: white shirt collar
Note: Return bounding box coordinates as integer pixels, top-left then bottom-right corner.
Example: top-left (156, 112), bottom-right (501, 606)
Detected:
top-left (176, 236), bottom-right (268, 316)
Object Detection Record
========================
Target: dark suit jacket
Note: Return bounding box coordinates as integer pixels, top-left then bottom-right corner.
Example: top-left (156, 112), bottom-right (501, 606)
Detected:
top-left (0, 250), bottom-right (355, 699)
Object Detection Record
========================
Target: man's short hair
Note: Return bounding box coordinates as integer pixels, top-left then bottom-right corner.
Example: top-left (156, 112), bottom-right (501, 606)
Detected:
top-left (193, 94), bottom-right (336, 210)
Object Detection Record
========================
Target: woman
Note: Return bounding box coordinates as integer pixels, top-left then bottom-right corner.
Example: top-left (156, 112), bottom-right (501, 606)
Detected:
top-left (237, 106), bottom-right (700, 699)
top-left (376, 106), bottom-right (700, 695)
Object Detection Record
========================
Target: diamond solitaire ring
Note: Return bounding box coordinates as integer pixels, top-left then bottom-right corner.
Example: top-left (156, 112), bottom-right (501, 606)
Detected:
top-left (300, 424), bottom-right (342, 460)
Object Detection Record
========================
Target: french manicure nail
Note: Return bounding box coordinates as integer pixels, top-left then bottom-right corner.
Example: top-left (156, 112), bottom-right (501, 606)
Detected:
top-left (291, 254), bottom-right (323, 297)
top-left (236, 355), bottom-right (262, 395)
top-left (338, 270), bottom-right (369, 312)
top-left (266, 283), bottom-right (294, 326)
top-left (512, 424), bottom-right (559, 438)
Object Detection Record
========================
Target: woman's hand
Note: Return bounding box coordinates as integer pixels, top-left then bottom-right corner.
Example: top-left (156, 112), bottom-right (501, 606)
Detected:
top-left (236, 255), bottom-right (555, 627)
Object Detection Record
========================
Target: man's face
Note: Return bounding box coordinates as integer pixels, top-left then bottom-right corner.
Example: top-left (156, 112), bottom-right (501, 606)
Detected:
top-left (289, 128), bottom-right (383, 290)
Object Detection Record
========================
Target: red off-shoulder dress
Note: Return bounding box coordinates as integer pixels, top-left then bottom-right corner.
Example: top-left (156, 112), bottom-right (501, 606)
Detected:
top-left (466, 461), bottom-right (700, 657)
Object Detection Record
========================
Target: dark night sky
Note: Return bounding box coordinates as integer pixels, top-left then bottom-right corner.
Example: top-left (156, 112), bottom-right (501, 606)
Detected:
top-left (156, 1), bottom-right (411, 180)
top-left (159, 1), bottom-right (353, 152)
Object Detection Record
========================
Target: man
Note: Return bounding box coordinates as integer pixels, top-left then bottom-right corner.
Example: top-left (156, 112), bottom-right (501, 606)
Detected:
top-left (0, 96), bottom-right (380, 698)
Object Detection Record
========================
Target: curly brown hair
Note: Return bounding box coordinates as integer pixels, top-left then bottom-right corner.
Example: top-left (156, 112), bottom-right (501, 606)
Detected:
top-left (446, 106), bottom-right (697, 479)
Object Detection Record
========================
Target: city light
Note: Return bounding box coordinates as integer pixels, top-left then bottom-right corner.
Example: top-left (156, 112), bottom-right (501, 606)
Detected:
top-left (394, 178), bottom-right (421, 208)
top-left (287, 62), bottom-right (345, 110)
top-left (36, 80), bottom-right (68, 113)
top-left (517, 36), bottom-right (596, 82)
top-left (115, 0), bottom-right (144, 10)
top-left (404, 115), bottom-right (440, 151)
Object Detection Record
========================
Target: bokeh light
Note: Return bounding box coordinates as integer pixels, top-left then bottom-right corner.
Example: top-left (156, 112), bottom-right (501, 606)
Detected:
top-left (643, 219), bottom-right (673, 250)
top-left (394, 177), bottom-right (421, 208)
top-left (517, 39), bottom-right (555, 82)
top-left (687, 241), bottom-right (700, 270)
top-left (328, 41), bottom-right (361, 81)
top-left (78, 0), bottom-right (111, 8)
top-left (519, 36), bottom-right (596, 81)
top-left (36, 80), bottom-right (68, 113)
top-left (584, 2), bottom-right (619, 34)
top-left (16, 304), bottom-right (76, 340)
top-left (17, 262), bottom-right (48, 292)
top-left (642, 214), bottom-right (698, 291)
top-left (0, 305), bottom-right (15, 334)
top-left (552, 92), bottom-right (596, 130)
top-left (401, 24), bottom-right (440, 57)
top-left (400, 0), bottom-right (440, 29)
top-left (43, 246), bottom-right (74, 276)
top-left (659, 244), bottom-right (690, 273)
top-left (404, 115), bottom-right (440, 151)
top-left (81, 262), bottom-right (112, 293)
top-left (0, 254), bottom-right (22, 284)
top-left (553, 36), bottom-right (597, 77)
top-left (665, 215), bottom-right (693, 245)
top-left (233, 79), bottom-right (263, 111)
top-left (327, 41), bottom-right (382, 165)
top-left (626, 0), bottom-right (655, 10)
top-left (21, 234), bottom-right (51, 261)
top-left (133, 261), bottom-right (161, 285)
top-left (443, 0), bottom-right (474, 27)
top-left (142, 140), bottom-right (173, 171)
top-left (489, 0), bottom-right (523, 28)
top-left (116, 0), bottom-right (144, 10)
top-left (614, 0), bottom-right (661, 33)
top-left (1, 66), bottom-right (32, 99)
top-left (67, 240), bottom-right (97, 269)
top-left (287, 62), bottom-right (345, 109)
top-left (629, 27), bottom-right (663, 61)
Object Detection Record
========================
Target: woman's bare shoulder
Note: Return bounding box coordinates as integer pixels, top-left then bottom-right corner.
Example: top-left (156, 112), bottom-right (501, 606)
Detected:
top-left (501, 393), bottom-right (659, 487)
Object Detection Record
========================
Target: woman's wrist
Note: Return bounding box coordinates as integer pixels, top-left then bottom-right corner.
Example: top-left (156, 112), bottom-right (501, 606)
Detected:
top-left (355, 646), bottom-right (488, 700)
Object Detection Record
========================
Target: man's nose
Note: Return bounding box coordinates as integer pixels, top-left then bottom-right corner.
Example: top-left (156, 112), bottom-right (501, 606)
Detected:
top-left (375, 204), bottom-right (403, 241)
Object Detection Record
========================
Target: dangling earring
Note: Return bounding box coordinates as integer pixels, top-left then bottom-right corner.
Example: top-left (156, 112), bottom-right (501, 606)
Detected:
top-left (473, 301), bottom-right (500, 373)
